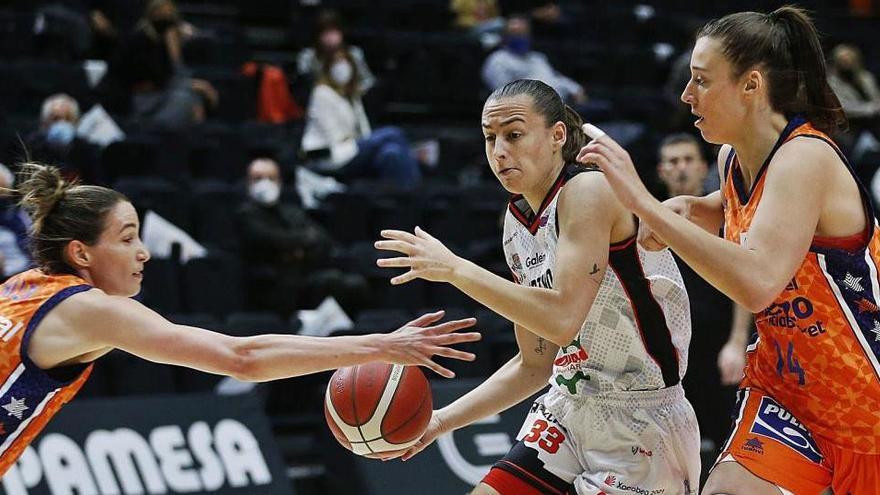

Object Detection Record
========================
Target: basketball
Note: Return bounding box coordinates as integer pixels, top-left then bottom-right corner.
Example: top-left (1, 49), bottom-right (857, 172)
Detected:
top-left (324, 362), bottom-right (433, 456)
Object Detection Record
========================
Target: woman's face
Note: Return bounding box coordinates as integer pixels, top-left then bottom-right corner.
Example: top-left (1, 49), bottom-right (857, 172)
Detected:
top-left (680, 36), bottom-right (750, 145)
top-left (481, 94), bottom-right (565, 195)
top-left (83, 202), bottom-right (151, 297)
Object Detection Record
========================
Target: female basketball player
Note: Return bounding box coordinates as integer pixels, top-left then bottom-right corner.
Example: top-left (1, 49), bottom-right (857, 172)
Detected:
top-left (0, 163), bottom-right (479, 475)
top-left (376, 79), bottom-right (701, 495)
top-left (579, 6), bottom-right (880, 495)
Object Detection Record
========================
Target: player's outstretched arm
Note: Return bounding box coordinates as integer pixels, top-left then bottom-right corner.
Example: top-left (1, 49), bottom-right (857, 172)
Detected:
top-left (42, 291), bottom-right (480, 381)
top-left (393, 324), bottom-right (557, 461)
top-left (579, 124), bottom-right (835, 312)
top-left (375, 172), bottom-right (616, 347)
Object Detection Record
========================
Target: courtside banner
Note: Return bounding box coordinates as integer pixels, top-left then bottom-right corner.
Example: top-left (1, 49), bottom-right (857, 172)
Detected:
top-left (0, 393), bottom-right (293, 495)
top-left (351, 379), bottom-right (542, 494)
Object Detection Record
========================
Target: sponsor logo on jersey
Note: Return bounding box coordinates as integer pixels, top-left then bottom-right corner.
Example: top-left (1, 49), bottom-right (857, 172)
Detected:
top-left (510, 254), bottom-right (523, 271)
top-left (553, 347), bottom-right (588, 368)
top-left (604, 476), bottom-right (666, 495)
top-left (539, 215), bottom-right (549, 227)
top-left (525, 252), bottom-right (546, 268)
top-left (631, 446), bottom-right (653, 457)
top-left (742, 437), bottom-right (764, 455)
top-left (750, 396), bottom-right (823, 463)
top-left (759, 296), bottom-right (826, 337)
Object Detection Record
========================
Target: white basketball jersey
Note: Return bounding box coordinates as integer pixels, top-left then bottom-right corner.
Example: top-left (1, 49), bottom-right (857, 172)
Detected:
top-left (502, 164), bottom-right (692, 397)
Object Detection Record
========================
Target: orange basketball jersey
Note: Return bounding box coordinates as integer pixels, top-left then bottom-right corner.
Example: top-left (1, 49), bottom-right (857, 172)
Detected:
top-left (0, 269), bottom-right (93, 475)
top-left (723, 116), bottom-right (880, 454)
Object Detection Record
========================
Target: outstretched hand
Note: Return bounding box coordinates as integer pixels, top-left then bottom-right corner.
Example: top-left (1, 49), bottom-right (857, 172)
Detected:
top-left (368, 411), bottom-right (447, 462)
top-left (383, 310), bottom-right (480, 378)
top-left (576, 124), bottom-right (656, 214)
top-left (375, 227), bottom-right (461, 285)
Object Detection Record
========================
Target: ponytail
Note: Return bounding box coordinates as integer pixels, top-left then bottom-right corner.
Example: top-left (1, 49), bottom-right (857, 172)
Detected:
top-left (698, 5), bottom-right (846, 134)
top-left (13, 163), bottom-right (128, 274)
top-left (561, 105), bottom-right (586, 164)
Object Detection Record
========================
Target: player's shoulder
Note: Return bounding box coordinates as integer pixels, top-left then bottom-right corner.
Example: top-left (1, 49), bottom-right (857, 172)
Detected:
top-left (560, 164), bottom-right (616, 209)
top-left (769, 135), bottom-right (840, 183)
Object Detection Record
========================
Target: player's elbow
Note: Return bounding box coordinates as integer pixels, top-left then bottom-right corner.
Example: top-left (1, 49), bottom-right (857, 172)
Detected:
top-left (547, 319), bottom-right (582, 347)
top-left (226, 340), bottom-right (264, 382)
top-left (741, 281), bottom-right (782, 314)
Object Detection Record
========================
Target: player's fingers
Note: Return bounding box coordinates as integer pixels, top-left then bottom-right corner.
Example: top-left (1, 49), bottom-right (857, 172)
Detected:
top-left (579, 152), bottom-right (611, 170)
top-left (432, 330), bottom-right (482, 346)
top-left (432, 346), bottom-right (476, 361)
top-left (422, 358), bottom-right (455, 379)
top-left (426, 317), bottom-right (478, 334)
top-left (391, 270), bottom-right (420, 285)
top-left (374, 240), bottom-right (415, 255)
top-left (414, 226), bottom-right (436, 240)
top-left (583, 123), bottom-right (629, 158)
top-left (376, 256), bottom-right (414, 268)
top-left (405, 310), bottom-right (445, 328)
top-left (401, 442), bottom-right (425, 462)
top-left (381, 229), bottom-right (419, 243)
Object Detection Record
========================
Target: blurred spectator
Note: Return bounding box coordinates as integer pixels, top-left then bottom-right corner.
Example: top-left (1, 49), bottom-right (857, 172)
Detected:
top-left (103, 0), bottom-right (218, 129)
top-left (656, 132), bottom-right (718, 196)
top-left (32, 1), bottom-right (92, 60)
top-left (88, 0), bottom-right (144, 59)
top-left (656, 133), bottom-right (747, 453)
top-left (237, 158), bottom-right (369, 317)
top-left (451, 0), bottom-right (505, 38)
top-left (297, 10), bottom-right (375, 96)
top-left (499, 0), bottom-right (571, 37)
top-left (827, 44), bottom-right (880, 160)
top-left (0, 164), bottom-right (32, 280)
top-left (482, 15), bottom-right (586, 105)
top-left (301, 50), bottom-right (422, 188)
top-left (25, 94), bottom-right (103, 184)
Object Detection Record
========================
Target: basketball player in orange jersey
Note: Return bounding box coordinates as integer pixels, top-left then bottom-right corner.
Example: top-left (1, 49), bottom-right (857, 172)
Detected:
top-left (578, 6), bottom-right (880, 495)
top-left (0, 164), bottom-right (480, 476)
top-left (377, 79), bottom-right (701, 495)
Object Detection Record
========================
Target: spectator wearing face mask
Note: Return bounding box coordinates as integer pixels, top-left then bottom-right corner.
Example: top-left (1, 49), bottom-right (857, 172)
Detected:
top-left (481, 15), bottom-right (586, 105)
top-left (301, 49), bottom-right (422, 188)
top-left (25, 94), bottom-right (103, 184)
top-left (102, 0), bottom-right (218, 129)
top-left (237, 158), bottom-right (369, 317)
top-left (297, 10), bottom-right (375, 96)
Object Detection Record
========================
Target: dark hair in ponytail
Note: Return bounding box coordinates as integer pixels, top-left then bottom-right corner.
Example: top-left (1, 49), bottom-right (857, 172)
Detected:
top-left (485, 79), bottom-right (587, 163)
top-left (698, 5), bottom-right (846, 134)
top-left (14, 163), bottom-right (128, 274)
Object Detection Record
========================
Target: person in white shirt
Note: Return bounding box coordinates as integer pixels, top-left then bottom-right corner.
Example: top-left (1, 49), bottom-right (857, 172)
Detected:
top-left (301, 49), bottom-right (421, 188)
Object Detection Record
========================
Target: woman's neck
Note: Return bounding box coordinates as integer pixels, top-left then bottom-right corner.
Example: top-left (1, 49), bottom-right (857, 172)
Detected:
top-left (731, 112), bottom-right (790, 187)
top-left (523, 159), bottom-right (565, 213)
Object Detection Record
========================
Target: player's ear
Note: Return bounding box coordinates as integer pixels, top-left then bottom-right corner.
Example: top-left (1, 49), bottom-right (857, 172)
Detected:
top-left (553, 121), bottom-right (567, 150)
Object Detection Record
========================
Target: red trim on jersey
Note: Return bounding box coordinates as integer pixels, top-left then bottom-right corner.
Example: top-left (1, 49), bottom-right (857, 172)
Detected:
top-left (485, 462), bottom-right (566, 495)
top-left (609, 235), bottom-right (637, 252)
top-left (812, 228), bottom-right (870, 251)
top-left (508, 169), bottom-right (568, 235)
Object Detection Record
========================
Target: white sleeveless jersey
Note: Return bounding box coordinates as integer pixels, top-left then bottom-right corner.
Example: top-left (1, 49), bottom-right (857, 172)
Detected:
top-left (502, 164), bottom-right (692, 397)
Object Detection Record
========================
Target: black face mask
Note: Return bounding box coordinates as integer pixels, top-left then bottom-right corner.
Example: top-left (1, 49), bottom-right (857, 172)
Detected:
top-left (151, 18), bottom-right (177, 35)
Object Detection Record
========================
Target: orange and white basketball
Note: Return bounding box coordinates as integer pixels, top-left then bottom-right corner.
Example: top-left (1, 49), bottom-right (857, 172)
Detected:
top-left (324, 362), bottom-right (432, 456)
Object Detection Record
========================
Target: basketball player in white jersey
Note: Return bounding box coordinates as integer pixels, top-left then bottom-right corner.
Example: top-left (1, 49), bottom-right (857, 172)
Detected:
top-left (376, 79), bottom-right (700, 495)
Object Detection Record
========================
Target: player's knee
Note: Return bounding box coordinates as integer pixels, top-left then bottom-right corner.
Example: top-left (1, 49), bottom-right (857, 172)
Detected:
top-left (470, 483), bottom-right (501, 495)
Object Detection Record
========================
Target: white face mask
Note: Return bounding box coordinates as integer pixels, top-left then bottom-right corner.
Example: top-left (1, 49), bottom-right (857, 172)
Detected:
top-left (249, 179), bottom-right (281, 205)
top-left (330, 61), bottom-right (353, 86)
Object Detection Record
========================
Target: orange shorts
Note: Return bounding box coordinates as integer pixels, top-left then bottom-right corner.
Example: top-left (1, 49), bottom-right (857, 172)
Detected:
top-left (714, 388), bottom-right (880, 495)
